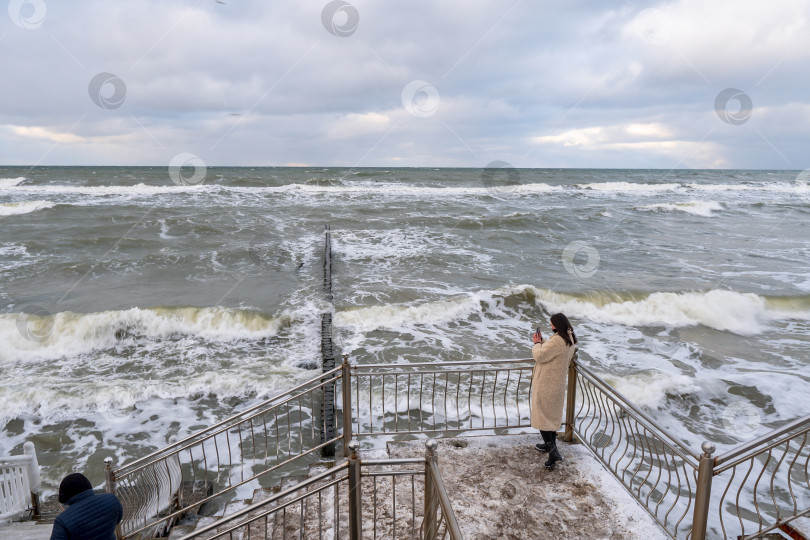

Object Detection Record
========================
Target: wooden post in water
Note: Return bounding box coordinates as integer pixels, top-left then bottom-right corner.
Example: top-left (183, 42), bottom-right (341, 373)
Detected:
top-left (321, 225), bottom-right (337, 457)
top-left (323, 224), bottom-right (332, 301)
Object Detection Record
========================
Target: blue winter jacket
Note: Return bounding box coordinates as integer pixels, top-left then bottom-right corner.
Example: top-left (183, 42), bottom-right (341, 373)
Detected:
top-left (49, 490), bottom-right (123, 540)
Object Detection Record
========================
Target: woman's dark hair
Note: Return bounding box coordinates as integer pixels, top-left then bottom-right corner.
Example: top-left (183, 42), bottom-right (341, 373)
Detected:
top-left (550, 313), bottom-right (577, 347)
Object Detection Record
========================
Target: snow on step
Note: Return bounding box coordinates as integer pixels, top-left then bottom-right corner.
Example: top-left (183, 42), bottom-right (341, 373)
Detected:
top-left (386, 434), bottom-right (670, 540)
top-left (0, 521), bottom-right (53, 540)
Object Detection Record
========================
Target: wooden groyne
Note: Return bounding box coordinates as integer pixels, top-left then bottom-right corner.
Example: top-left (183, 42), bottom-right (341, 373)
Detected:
top-left (321, 225), bottom-right (337, 456)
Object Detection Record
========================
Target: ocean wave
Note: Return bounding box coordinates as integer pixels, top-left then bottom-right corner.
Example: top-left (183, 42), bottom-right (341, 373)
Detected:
top-left (0, 181), bottom-right (564, 198)
top-left (3, 179), bottom-right (808, 201)
top-left (685, 182), bottom-right (808, 194)
top-left (603, 371), bottom-right (699, 409)
top-left (334, 286), bottom-right (810, 336)
top-left (0, 243), bottom-right (29, 257)
top-left (0, 361), bottom-right (314, 429)
top-left (1, 182), bottom-right (209, 197)
top-left (0, 177), bottom-right (26, 188)
top-left (637, 200), bottom-right (723, 217)
top-left (279, 182), bottom-right (563, 196)
top-left (532, 288), bottom-right (810, 335)
top-left (1, 306), bottom-right (291, 361)
top-left (335, 295), bottom-right (481, 331)
top-left (0, 200), bottom-right (57, 216)
top-left (577, 182), bottom-right (682, 193)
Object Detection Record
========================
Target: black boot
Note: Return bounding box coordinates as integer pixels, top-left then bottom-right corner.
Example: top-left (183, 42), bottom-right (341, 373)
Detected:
top-left (535, 430), bottom-right (553, 453)
top-left (544, 432), bottom-right (563, 470)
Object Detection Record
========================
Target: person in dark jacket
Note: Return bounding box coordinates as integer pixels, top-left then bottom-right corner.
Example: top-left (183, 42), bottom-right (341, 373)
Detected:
top-left (50, 472), bottom-right (123, 540)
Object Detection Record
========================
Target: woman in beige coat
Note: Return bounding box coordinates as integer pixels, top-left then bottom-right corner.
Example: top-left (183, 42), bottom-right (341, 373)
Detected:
top-left (531, 312), bottom-right (577, 469)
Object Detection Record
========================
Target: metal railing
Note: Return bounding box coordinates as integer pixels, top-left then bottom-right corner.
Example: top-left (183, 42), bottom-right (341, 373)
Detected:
top-left (345, 359), bottom-right (535, 446)
top-left (565, 359), bottom-right (810, 540)
top-left (175, 440), bottom-right (462, 540)
top-left (107, 352), bottom-right (809, 540)
top-left (107, 366), bottom-right (344, 539)
top-left (709, 415), bottom-right (810, 539)
top-left (568, 361), bottom-right (700, 539)
top-left (0, 441), bottom-right (41, 522)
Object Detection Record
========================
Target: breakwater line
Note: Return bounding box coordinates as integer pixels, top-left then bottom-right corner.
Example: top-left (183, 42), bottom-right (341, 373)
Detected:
top-left (321, 224), bottom-right (337, 456)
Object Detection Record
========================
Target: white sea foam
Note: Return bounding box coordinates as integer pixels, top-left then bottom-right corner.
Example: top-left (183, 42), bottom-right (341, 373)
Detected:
top-left (0, 182), bottom-right (209, 196)
top-left (531, 287), bottom-right (810, 335)
top-left (638, 200), bottom-right (723, 217)
top-left (335, 286), bottom-right (809, 336)
top-left (577, 181), bottom-right (682, 193)
top-left (603, 371), bottom-right (699, 409)
top-left (1, 306), bottom-right (290, 361)
top-left (332, 228), bottom-right (493, 268)
top-left (335, 295), bottom-right (481, 331)
top-left (280, 182), bottom-right (563, 196)
top-left (0, 177), bottom-right (26, 188)
top-left (686, 182), bottom-right (807, 194)
top-left (0, 200), bottom-right (56, 216)
top-left (0, 363), bottom-right (307, 426)
top-left (0, 243), bottom-right (29, 257)
top-left (3, 180), bottom-right (808, 203)
top-left (333, 229), bottom-right (433, 262)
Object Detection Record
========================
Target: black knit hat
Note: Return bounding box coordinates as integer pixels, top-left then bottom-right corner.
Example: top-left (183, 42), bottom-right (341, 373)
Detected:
top-left (58, 473), bottom-right (93, 504)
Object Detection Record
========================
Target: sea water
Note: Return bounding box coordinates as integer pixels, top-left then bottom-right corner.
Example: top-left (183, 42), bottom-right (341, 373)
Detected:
top-left (1, 167), bottom-right (808, 495)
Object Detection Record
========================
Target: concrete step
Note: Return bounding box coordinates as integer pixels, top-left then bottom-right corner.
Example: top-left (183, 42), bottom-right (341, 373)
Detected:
top-left (195, 516), bottom-right (219, 529)
top-left (251, 487), bottom-right (275, 504)
top-left (166, 523), bottom-right (197, 539)
top-left (222, 499), bottom-right (251, 516)
top-left (279, 474), bottom-right (309, 492)
top-left (160, 462), bottom-right (337, 539)
top-left (0, 521), bottom-right (54, 540)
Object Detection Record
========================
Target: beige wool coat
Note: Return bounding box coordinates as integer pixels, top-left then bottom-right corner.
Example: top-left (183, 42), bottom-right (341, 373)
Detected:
top-left (530, 333), bottom-right (576, 431)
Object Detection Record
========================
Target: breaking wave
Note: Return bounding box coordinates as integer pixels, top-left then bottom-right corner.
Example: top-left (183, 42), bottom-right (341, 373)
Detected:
top-left (0, 200), bottom-right (57, 216)
top-left (638, 200), bottom-right (723, 217)
top-left (1, 306), bottom-right (291, 361)
top-left (334, 286), bottom-right (810, 336)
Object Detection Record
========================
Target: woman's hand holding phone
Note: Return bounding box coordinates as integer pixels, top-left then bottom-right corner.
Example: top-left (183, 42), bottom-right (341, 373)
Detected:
top-left (532, 328), bottom-right (543, 344)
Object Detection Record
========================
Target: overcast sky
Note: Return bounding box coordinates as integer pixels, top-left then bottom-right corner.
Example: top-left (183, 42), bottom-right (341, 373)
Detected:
top-left (1, 0), bottom-right (809, 169)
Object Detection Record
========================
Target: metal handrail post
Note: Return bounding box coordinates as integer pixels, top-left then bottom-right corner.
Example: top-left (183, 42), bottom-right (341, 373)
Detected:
top-left (423, 439), bottom-right (439, 540)
top-left (23, 442), bottom-right (41, 518)
top-left (104, 456), bottom-right (116, 494)
top-left (342, 354), bottom-right (353, 457)
top-left (564, 356), bottom-right (577, 442)
top-left (105, 456), bottom-right (122, 540)
top-left (691, 441), bottom-right (716, 540)
top-left (347, 441), bottom-right (362, 540)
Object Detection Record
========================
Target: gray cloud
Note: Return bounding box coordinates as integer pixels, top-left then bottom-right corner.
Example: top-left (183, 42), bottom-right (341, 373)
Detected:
top-left (1, 0), bottom-right (808, 168)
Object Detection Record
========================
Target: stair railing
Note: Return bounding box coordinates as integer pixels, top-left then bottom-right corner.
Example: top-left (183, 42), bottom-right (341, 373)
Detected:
top-left (107, 353), bottom-right (809, 540)
top-left (174, 439), bottom-right (462, 540)
top-left (107, 364), bottom-right (344, 539)
top-left (566, 358), bottom-right (810, 540)
top-left (0, 441), bottom-right (41, 522)
top-left (709, 415), bottom-right (810, 539)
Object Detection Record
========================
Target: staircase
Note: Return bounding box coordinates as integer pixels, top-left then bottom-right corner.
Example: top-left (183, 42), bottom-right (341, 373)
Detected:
top-left (164, 463), bottom-right (338, 540)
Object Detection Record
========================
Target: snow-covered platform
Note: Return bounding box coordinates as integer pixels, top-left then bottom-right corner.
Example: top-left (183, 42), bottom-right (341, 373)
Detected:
top-left (386, 434), bottom-right (669, 539)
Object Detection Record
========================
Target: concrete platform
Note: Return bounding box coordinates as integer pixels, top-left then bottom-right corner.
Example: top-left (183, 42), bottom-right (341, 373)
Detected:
top-left (0, 521), bottom-right (53, 540)
top-left (386, 434), bottom-right (669, 540)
